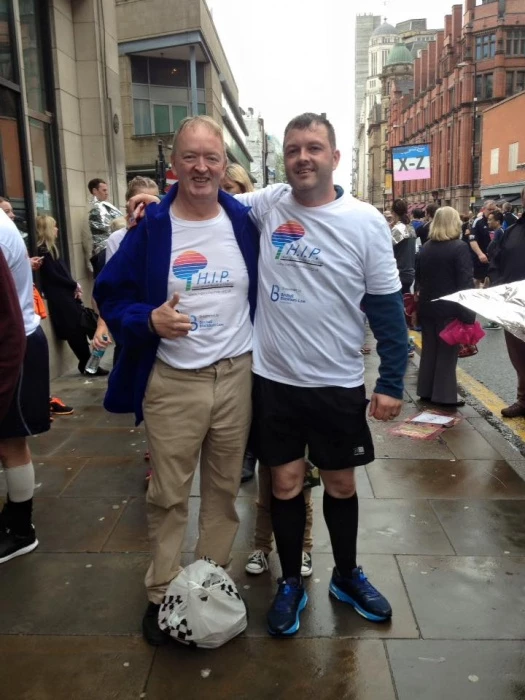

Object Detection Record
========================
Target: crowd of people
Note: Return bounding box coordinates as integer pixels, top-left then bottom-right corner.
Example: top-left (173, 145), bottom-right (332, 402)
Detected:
top-left (0, 112), bottom-right (524, 648)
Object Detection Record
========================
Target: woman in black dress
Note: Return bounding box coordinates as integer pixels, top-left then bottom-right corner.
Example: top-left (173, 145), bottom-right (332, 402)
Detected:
top-left (415, 206), bottom-right (474, 406)
top-left (36, 216), bottom-right (107, 376)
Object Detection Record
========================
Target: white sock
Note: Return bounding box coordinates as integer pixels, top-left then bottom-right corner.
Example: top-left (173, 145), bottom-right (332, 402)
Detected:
top-left (5, 462), bottom-right (35, 502)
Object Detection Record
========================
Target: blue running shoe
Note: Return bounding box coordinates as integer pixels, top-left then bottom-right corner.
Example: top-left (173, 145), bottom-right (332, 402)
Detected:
top-left (267, 577), bottom-right (308, 636)
top-left (329, 566), bottom-right (392, 622)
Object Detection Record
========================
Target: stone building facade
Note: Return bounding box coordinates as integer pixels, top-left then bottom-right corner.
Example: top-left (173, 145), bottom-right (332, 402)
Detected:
top-left (0, 0), bottom-right (126, 377)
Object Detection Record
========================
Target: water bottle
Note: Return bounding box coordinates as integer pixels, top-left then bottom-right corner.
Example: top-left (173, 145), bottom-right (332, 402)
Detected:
top-left (84, 335), bottom-right (109, 374)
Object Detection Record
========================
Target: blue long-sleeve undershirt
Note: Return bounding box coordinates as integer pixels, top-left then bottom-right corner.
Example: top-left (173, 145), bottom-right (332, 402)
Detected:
top-left (362, 291), bottom-right (407, 400)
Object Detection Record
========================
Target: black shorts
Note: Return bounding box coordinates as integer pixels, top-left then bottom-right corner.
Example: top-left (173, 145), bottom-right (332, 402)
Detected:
top-left (0, 326), bottom-right (51, 439)
top-left (252, 376), bottom-right (374, 470)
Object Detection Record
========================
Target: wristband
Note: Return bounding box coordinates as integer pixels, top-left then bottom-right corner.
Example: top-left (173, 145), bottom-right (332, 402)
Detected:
top-left (148, 312), bottom-right (157, 335)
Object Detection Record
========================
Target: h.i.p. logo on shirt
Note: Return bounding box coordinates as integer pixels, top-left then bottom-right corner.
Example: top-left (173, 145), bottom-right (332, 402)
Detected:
top-left (271, 220), bottom-right (322, 266)
top-left (172, 250), bottom-right (233, 292)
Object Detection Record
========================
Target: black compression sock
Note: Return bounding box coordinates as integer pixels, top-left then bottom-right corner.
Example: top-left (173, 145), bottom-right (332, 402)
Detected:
top-left (271, 491), bottom-right (306, 580)
top-left (323, 491), bottom-right (358, 578)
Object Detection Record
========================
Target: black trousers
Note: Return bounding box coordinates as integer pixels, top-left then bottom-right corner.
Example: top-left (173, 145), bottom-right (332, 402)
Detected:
top-left (66, 328), bottom-right (91, 373)
top-left (417, 317), bottom-right (459, 404)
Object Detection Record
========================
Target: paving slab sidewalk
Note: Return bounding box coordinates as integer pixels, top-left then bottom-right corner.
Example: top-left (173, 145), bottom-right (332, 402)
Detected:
top-left (1, 352), bottom-right (524, 699)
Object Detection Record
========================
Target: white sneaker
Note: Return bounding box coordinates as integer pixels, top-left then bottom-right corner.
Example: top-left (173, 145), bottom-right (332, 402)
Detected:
top-left (301, 551), bottom-right (313, 578)
top-left (245, 549), bottom-right (269, 575)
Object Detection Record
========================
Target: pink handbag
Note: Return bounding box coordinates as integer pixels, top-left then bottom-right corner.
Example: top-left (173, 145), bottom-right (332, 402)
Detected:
top-left (439, 319), bottom-right (485, 346)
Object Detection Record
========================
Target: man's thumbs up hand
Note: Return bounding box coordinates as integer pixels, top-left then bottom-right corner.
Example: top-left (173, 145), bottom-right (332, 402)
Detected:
top-left (150, 294), bottom-right (192, 339)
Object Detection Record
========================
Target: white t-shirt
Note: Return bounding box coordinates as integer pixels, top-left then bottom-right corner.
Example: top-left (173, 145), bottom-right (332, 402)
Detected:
top-left (156, 207), bottom-right (252, 370)
top-left (105, 227), bottom-right (127, 263)
top-left (0, 209), bottom-right (40, 336)
top-left (237, 184), bottom-right (401, 388)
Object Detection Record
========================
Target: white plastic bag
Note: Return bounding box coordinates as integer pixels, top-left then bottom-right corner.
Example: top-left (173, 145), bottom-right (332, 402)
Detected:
top-left (158, 558), bottom-right (247, 649)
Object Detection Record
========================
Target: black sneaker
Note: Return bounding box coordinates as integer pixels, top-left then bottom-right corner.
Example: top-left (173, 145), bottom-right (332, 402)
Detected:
top-left (329, 566), bottom-right (392, 622)
top-left (0, 525), bottom-right (38, 564)
top-left (267, 577), bottom-right (308, 636)
top-left (142, 602), bottom-right (170, 646)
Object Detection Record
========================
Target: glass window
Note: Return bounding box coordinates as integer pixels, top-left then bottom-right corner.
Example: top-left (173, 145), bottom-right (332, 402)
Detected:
top-left (517, 71), bottom-right (525, 93)
top-left (506, 28), bottom-right (525, 56)
top-left (475, 74), bottom-right (483, 99)
top-left (198, 103), bottom-right (206, 115)
top-left (475, 37), bottom-right (482, 60)
top-left (171, 104), bottom-right (187, 132)
top-left (0, 85), bottom-right (25, 206)
top-left (196, 62), bottom-right (205, 89)
top-left (153, 104), bottom-right (170, 134)
top-left (131, 55), bottom-right (148, 83)
top-left (29, 118), bottom-right (56, 218)
top-left (0, 0), bottom-right (15, 83)
top-left (485, 73), bottom-right (493, 99)
top-left (133, 99), bottom-right (151, 135)
top-left (506, 71), bottom-right (514, 96)
top-left (19, 0), bottom-right (49, 113)
top-left (149, 58), bottom-right (188, 88)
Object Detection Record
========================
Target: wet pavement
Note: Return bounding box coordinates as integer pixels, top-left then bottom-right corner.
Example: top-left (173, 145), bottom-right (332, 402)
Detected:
top-left (1, 352), bottom-right (525, 699)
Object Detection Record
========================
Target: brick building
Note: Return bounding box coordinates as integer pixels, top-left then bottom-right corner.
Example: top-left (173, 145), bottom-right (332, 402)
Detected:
top-left (384, 0), bottom-right (525, 213)
top-left (481, 90), bottom-right (525, 205)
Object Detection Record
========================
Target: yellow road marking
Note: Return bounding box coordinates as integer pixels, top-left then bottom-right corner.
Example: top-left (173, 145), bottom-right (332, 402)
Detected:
top-left (410, 331), bottom-right (525, 442)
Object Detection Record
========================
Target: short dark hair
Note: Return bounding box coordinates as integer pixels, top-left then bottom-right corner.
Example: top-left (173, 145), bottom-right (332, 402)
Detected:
top-left (283, 112), bottom-right (336, 150)
top-left (0, 196), bottom-right (9, 203)
top-left (426, 202), bottom-right (439, 219)
top-left (412, 208), bottom-right (424, 219)
top-left (489, 210), bottom-right (504, 225)
top-left (88, 178), bottom-right (106, 194)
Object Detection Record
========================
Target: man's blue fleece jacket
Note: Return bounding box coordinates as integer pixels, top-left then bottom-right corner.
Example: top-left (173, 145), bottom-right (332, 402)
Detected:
top-left (93, 183), bottom-right (260, 424)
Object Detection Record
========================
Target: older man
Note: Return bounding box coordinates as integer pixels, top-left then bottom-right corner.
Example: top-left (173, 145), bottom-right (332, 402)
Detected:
top-left (94, 116), bottom-right (259, 646)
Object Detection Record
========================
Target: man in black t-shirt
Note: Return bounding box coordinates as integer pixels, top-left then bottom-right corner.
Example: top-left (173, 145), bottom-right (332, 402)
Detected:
top-left (468, 200), bottom-right (497, 287)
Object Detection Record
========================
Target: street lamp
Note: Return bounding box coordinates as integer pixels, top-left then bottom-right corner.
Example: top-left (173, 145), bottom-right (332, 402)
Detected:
top-left (458, 61), bottom-right (478, 207)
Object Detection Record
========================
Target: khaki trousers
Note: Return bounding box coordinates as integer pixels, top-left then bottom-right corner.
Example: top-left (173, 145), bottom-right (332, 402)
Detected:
top-left (254, 463), bottom-right (314, 554)
top-left (143, 353), bottom-right (252, 603)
